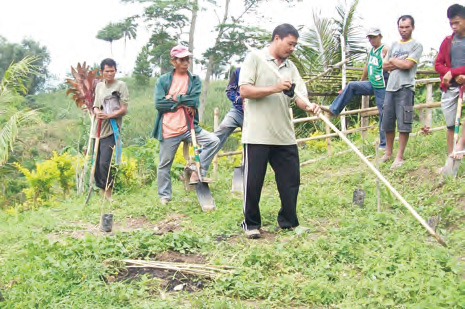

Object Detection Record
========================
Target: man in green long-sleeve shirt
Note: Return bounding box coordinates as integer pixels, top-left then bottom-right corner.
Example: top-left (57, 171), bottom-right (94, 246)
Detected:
top-left (152, 45), bottom-right (219, 205)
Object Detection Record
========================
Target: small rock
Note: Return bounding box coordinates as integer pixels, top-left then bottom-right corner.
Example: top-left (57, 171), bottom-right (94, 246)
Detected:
top-left (173, 284), bottom-right (184, 291)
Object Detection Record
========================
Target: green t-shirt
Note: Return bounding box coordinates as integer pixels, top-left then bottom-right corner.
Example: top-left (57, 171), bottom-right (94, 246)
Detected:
top-left (238, 47), bottom-right (307, 145)
top-left (93, 80), bottom-right (129, 139)
top-left (367, 44), bottom-right (385, 89)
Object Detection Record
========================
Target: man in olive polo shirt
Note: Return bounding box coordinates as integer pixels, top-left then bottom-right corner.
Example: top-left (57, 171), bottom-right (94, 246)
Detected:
top-left (239, 23), bottom-right (320, 239)
top-left (93, 58), bottom-right (129, 201)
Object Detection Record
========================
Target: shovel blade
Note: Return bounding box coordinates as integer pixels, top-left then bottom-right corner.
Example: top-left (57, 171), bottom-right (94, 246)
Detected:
top-left (195, 182), bottom-right (216, 211)
top-left (231, 166), bottom-right (244, 193)
top-left (443, 157), bottom-right (461, 178)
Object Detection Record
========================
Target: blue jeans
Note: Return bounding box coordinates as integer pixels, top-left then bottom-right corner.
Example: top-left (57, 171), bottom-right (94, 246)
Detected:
top-left (157, 129), bottom-right (220, 199)
top-left (329, 81), bottom-right (386, 147)
top-left (214, 107), bottom-right (244, 151)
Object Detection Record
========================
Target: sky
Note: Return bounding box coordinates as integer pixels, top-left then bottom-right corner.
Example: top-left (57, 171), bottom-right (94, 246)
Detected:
top-left (0, 0), bottom-right (458, 84)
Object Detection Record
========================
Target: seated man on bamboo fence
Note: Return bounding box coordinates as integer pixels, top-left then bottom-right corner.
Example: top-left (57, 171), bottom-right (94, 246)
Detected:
top-left (435, 4), bottom-right (465, 161)
top-left (152, 45), bottom-right (220, 205)
top-left (213, 67), bottom-right (244, 151)
top-left (92, 58), bottom-right (129, 201)
top-left (324, 27), bottom-right (389, 149)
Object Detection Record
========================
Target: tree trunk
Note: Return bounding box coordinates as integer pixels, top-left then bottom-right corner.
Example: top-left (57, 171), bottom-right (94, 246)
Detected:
top-left (188, 0), bottom-right (198, 73)
top-left (199, 56), bottom-right (215, 121)
top-left (199, 0), bottom-right (230, 122)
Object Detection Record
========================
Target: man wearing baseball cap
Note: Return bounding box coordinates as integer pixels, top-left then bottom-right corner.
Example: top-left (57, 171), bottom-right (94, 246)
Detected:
top-left (325, 27), bottom-right (389, 149)
top-left (152, 45), bottom-right (219, 205)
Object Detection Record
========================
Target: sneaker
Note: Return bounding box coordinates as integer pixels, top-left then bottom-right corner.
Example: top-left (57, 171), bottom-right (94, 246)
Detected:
top-left (160, 198), bottom-right (170, 205)
top-left (244, 229), bottom-right (260, 239)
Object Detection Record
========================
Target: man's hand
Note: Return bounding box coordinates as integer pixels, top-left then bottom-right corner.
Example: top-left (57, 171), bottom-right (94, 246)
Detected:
top-left (94, 108), bottom-right (110, 120)
top-left (275, 79), bottom-right (292, 93)
top-left (443, 71), bottom-right (452, 87)
top-left (304, 103), bottom-right (321, 115)
top-left (383, 59), bottom-right (397, 72)
top-left (185, 106), bottom-right (195, 116)
top-left (455, 74), bottom-right (465, 85)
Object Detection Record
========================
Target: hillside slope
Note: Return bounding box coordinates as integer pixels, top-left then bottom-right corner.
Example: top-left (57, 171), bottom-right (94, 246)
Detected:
top-left (0, 128), bottom-right (464, 307)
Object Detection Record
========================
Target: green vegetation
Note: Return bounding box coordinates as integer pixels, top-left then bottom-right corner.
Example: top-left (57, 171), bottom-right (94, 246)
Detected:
top-left (1, 81), bottom-right (464, 305)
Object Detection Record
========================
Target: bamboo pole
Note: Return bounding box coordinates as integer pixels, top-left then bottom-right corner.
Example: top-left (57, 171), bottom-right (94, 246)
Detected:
top-left (297, 125), bottom-right (376, 143)
top-left (305, 58), bottom-right (352, 83)
top-left (217, 150), bottom-right (242, 157)
top-left (213, 107), bottom-right (219, 180)
top-left (325, 111), bottom-right (332, 155)
top-left (425, 84), bottom-right (433, 128)
top-left (292, 116), bottom-right (319, 124)
top-left (300, 149), bottom-right (352, 167)
top-left (361, 95), bottom-right (369, 140)
top-left (340, 35), bottom-right (347, 133)
top-left (244, 43), bottom-right (446, 247)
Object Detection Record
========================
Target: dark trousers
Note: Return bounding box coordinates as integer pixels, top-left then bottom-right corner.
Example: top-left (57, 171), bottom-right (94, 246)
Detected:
top-left (241, 144), bottom-right (300, 230)
top-left (95, 135), bottom-right (115, 190)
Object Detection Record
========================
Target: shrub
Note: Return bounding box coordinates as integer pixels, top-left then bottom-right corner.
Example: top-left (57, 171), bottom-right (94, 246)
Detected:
top-left (14, 159), bottom-right (59, 207)
top-left (51, 151), bottom-right (75, 197)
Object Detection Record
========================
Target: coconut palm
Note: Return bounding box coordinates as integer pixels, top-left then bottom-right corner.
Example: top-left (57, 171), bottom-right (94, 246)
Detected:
top-left (119, 17), bottom-right (138, 51)
top-left (0, 56), bottom-right (42, 166)
top-left (292, 0), bottom-right (365, 87)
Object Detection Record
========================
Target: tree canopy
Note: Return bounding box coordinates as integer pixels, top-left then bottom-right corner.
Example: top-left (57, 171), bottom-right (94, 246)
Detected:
top-left (0, 36), bottom-right (50, 95)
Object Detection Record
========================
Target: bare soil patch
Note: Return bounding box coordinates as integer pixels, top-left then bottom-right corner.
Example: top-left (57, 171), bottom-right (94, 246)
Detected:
top-left (114, 251), bottom-right (208, 292)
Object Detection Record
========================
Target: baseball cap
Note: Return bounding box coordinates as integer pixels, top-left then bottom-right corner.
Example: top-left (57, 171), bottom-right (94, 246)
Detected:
top-left (170, 45), bottom-right (192, 58)
top-left (366, 27), bottom-right (382, 37)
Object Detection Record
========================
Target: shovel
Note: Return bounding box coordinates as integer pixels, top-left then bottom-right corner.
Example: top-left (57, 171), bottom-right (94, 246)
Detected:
top-left (231, 165), bottom-right (244, 193)
top-left (186, 109), bottom-right (216, 212)
top-left (443, 85), bottom-right (464, 177)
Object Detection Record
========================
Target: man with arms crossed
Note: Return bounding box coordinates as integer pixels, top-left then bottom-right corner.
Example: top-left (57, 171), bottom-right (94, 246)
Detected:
top-left (435, 4), bottom-right (465, 161)
top-left (381, 15), bottom-right (423, 169)
top-left (239, 23), bottom-right (320, 239)
top-left (153, 45), bottom-right (219, 205)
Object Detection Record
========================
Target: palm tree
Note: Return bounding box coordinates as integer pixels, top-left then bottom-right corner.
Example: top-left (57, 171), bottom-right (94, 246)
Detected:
top-left (96, 23), bottom-right (124, 56)
top-left (292, 0), bottom-right (365, 86)
top-left (0, 56), bottom-right (42, 166)
top-left (119, 17), bottom-right (138, 52)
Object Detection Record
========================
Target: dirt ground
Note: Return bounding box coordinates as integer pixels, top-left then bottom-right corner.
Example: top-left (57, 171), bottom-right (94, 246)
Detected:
top-left (46, 213), bottom-right (186, 241)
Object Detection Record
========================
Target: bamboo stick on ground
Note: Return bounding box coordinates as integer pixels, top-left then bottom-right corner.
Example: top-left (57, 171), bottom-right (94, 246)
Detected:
top-left (123, 259), bottom-right (234, 279)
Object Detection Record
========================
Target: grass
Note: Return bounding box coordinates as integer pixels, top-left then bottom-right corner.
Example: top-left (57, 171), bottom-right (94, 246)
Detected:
top-left (1, 122), bottom-right (465, 307)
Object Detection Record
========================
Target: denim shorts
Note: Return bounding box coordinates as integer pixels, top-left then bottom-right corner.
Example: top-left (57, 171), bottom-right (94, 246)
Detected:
top-left (441, 87), bottom-right (460, 128)
top-left (382, 87), bottom-right (414, 133)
